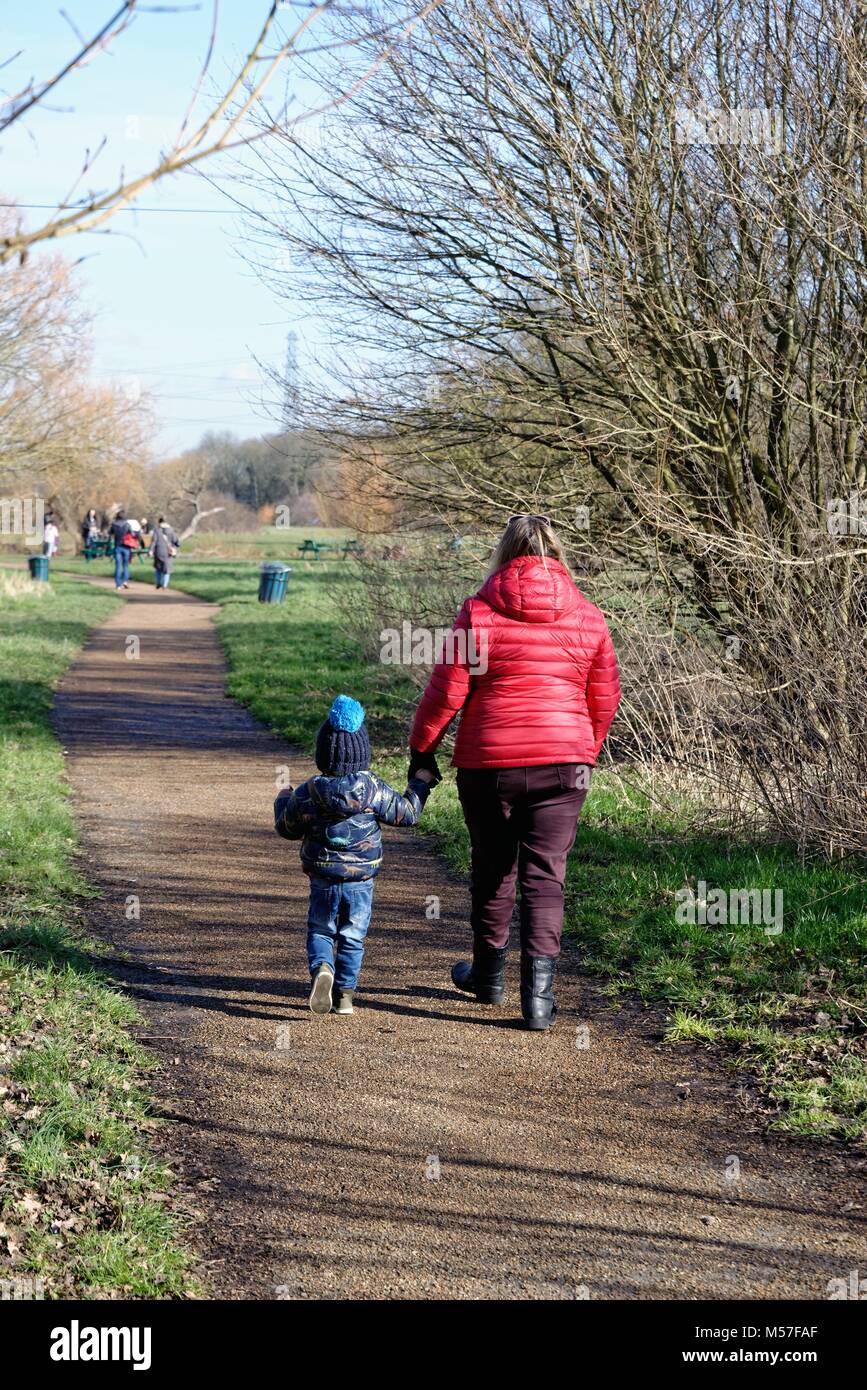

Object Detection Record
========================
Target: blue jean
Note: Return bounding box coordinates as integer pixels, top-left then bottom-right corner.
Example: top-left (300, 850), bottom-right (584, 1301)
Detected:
top-left (306, 876), bottom-right (374, 989)
top-left (114, 545), bottom-right (130, 587)
top-left (155, 564), bottom-right (170, 588)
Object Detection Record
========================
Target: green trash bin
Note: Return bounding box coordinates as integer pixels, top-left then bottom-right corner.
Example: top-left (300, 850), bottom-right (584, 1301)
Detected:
top-left (258, 562), bottom-right (291, 604)
top-left (28, 554), bottom-right (50, 582)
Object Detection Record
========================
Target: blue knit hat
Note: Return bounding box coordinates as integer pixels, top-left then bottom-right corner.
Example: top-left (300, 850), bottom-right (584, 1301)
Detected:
top-left (315, 695), bottom-right (371, 777)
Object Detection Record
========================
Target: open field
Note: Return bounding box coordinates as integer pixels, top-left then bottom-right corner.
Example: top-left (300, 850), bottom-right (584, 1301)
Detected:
top-left (0, 525), bottom-right (352, 564)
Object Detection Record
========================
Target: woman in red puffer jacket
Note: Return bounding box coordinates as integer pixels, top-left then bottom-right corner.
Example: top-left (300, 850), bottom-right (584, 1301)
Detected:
top-left (408, 514), bottom-right (620, 1030)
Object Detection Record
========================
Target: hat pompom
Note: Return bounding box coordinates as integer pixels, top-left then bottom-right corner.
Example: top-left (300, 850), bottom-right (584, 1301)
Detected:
top-left (329, 694), bottom-right (365, 732)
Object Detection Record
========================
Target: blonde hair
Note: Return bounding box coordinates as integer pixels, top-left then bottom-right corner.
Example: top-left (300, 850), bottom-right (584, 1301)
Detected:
top-left (487, 514), bottom-right (568, 577)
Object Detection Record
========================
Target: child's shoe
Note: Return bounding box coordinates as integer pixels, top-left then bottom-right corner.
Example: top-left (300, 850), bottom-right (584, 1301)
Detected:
top-left (309, 963), bottom-right (334, 1015)
top-left (332, 988), bottom-right (354, 1015)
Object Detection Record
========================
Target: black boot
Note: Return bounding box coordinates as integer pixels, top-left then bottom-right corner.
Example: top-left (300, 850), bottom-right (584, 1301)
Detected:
top-left (521, 954), bottom-right (557, 1030)
top-left (451, 943), bottom-right (507, 1004)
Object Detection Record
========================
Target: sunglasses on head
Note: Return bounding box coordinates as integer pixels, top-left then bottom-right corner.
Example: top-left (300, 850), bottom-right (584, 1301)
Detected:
top-left (509, 513), bottom-right (551, 526)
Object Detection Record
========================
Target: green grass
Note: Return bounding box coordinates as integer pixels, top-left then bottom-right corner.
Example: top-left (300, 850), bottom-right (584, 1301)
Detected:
top-left (180, 525), bottom-right (352, 562)
top-left (0, 569), bottom-right (193, 1298)
top-left (407, 758), bottom-right (867, 1142)
top-left (159, 548), bottom-right (867, 1147)
top-left (158, 552), bottom-right (418, 751)
top-left (45, 524), bottom-right (351, 570)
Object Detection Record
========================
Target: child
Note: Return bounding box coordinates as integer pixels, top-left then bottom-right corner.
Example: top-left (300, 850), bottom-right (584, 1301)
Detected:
top-left (274, 695), bottom-right (435, 1016)
top-left (42, 515), bottom-right (59, 557)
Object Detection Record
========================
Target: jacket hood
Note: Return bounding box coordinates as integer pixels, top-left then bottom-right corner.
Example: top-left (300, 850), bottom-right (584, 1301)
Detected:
top-left (477, 555), bottom-right (581, 624)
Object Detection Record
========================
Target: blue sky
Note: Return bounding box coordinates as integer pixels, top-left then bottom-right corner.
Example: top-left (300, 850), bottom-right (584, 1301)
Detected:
top-left (1, 3), bottom-right (331, 455)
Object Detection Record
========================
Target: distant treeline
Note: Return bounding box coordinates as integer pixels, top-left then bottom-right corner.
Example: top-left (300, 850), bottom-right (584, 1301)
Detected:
top-left (185, 428), bottom-right (328, 511)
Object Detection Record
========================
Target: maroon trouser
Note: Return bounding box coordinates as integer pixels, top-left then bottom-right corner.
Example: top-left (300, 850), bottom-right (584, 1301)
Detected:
top-left (456, 764), bottom-right (591, 958)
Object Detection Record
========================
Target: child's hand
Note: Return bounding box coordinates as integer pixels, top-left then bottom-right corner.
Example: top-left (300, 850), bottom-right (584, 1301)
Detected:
top-left (414, 769), bottom-right (436, 785)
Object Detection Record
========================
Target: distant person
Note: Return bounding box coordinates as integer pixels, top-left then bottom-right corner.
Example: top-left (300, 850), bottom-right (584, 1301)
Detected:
top-left (109, 510), bottom-right (137, 590)
top-left (149, 515), bottom-right (179, 590)
top-left (274, 695), bottom-right (436, 1016)
top-left (42, 515), bottom-right (59, 557)
top-left (127, 519), bottom-right (143, 559)
top-left (81, 509), bottom-right (100, 547)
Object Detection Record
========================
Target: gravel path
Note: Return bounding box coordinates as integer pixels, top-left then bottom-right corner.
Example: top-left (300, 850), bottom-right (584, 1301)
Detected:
top-left (52, 580), bottom-right (865, 1299)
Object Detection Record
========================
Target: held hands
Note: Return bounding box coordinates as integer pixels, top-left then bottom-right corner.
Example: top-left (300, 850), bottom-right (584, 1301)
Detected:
top-left (408, 747), bottom-right (442, 787)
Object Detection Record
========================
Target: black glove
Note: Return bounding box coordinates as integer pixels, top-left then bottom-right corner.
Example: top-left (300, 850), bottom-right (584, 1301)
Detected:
top-left (408, 747), bottom-right (443, 786)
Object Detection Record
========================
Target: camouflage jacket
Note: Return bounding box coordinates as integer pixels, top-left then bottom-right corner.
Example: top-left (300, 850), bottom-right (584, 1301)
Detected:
top-left (274, 771), bottom-right (430, 881)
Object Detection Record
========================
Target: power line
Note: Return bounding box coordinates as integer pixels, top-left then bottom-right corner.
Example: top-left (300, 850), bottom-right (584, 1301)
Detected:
top-left (152, 416), bottom-right (279, 425)
top-left (147, 394), bottom-right (276, 403)
top-left (93, 370), bottom-right (262, 383)
top-left (91, 360), bottom-right (263, 376)
top-left (0, 202), bottom-right (248, 215)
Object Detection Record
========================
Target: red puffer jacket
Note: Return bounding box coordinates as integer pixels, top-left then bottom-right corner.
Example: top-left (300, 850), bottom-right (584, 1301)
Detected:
top-left (409, 556), bottom-right (621, 768)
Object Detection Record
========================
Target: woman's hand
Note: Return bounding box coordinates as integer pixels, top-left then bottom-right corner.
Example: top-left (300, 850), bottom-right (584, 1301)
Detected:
top-left (408, 748), bottom-right (442, 786)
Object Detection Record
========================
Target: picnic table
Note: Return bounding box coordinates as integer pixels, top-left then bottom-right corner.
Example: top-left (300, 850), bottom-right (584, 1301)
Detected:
top-left (83, 538), bottom-right (112, 562)
top-left (297, 538), bottom-right (332, 560)
top-left (84, 537), bottom-right (150, 564)
top-left (297, 537), bottom-right (360, 560)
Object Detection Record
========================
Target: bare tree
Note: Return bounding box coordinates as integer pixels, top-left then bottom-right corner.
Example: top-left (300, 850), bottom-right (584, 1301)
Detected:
top-left (0, 213), bottom-right (151, 518)
top-left (245, 0), bottom-right (867, 850)
top-left (0, 0), bottom-right (446, 263)
top-left (149, 450), bottom-right (225, 539)
top-left (247, 0), bottom-right (867, 561)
